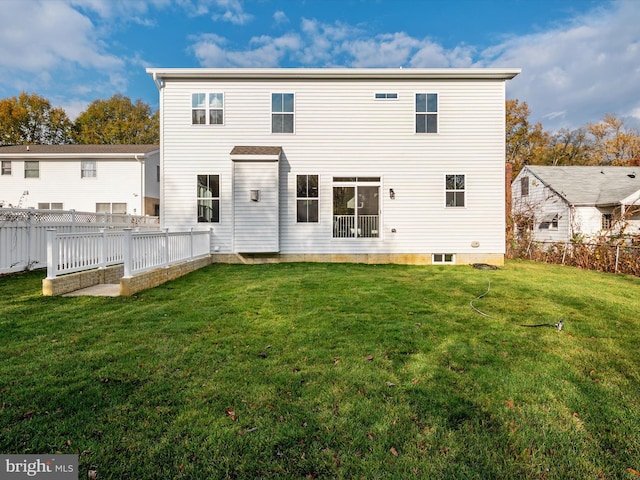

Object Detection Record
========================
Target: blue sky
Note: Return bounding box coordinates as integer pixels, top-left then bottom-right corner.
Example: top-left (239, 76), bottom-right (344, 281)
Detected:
top-left (1, 0), bottom-right (638, 131)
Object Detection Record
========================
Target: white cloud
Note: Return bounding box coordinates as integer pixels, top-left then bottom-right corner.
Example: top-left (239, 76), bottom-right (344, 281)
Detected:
top-left (482, 0), bottom-right (640, 130)
top-left (273, 10), bottom-right (288, 25)
top-left (191, 33), bottom-right (302, 67)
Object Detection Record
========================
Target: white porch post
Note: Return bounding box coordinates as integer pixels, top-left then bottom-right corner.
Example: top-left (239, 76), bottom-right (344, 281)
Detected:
top-left (98, 228), bottom-right (106, 269)
top-left (123, 228), bottom-right (133, 278)
top-left (163, 228), bottom-right (170, 267)
top-left (46, 228), bottom-right (57, 279)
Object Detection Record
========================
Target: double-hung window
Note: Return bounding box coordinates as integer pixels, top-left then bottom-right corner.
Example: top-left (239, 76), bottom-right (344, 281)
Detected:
top-left (197, 175), bottom-right (220, 223)
top-left (296, 175), bottom-right (319, 223)
top-left (24, 161), bottom-right (39, 178)
top-left (416, 93), bottom-right (438, 133)
top-left (521, 176), bottom-right (529, 196)
top-left (272, 93), bottom-right (294, 133)
top-left (445, 174), bottom-right (465, 207)
top-left (192, 93), bottom-right (224, 125)
top-left (81, 160), bottom-right (96, 178)
top-left (1, 160), bottom-right (11, 175)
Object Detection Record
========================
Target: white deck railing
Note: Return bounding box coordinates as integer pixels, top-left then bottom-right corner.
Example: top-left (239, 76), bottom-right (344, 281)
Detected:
top-left (0, 207), bottom-right (159, 274)
top-left (46, 228), bottom-right (212, 279)
top-left (333, 215), bottom-right (379, 238)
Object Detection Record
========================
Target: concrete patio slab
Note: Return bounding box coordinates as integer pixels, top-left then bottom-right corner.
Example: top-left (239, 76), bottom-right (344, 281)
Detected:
top-left (63, 284), bottom-right (120, 297)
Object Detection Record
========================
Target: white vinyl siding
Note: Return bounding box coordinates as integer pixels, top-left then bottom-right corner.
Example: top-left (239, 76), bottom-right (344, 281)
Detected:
top-left (159, 75), bottom-right (508, 256)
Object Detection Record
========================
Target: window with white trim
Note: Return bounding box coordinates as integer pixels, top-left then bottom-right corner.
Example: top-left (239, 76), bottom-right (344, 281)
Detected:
top-left (272, 93), bottom-right (294, 133)
top-left (602, 213), bottom-right (613, 229)
top-left (415, 93), bottom-right (438, 133)
top-left (521, 176), bottom-right (529, 196)
top-left (445, 174), bottom-right (465, 207)
top-left (1, 161), bottom-right (11, 175)
top-left (296, 175), bottom-right (319, 223)
top-left (24, 161), bottom-right (39, 178)
top-left (96, 203), bottom-right (127, 214)
top-left (197, 174), bottom-right (220, 223)
top-left (81, 160), bottom-right (96, 178)
top-left (38, 203), bottom-right (63, 210)
top-left (333, 177), bottom-right (380, 238)
top-left (375, 93), bottom-right (398, 100)
top-left (192, 93), bottom-right (224, 125)
top-left (433, 253), bottom-right (455, 264)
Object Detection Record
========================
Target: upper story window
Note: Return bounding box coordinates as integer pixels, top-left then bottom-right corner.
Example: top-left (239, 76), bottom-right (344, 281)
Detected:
top-left (81, 160), bottom-right (97, 178)
top-left (445, 174), bottom-right (465, 207)
top-left (521, 176), bottom-right (529, 196)
top-left (1, 160), bottom-right (11, 175)
top-left (272, 93), bottom-right (294, 133)
top-left (192, 93), bottom-right (224, 125)
top-left (416, 93), bottom-right (438, 133)
top-left (24, 161), bottom-right (39, 178)
top-left (296, 175), bottom-right (319, 223)
top-left (375, 93), bottom-right (398, 100)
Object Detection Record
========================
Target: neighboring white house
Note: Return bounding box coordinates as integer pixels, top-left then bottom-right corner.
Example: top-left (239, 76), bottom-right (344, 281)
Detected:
top-left (147, 67), bottom-right (520, 265)
top-left (0, 144), bottom-right (160, 216)
top-left (512, 165), bottom-right (640, 242)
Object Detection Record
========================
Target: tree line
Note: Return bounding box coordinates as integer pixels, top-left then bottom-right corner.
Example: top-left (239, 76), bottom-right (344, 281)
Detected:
top-left (506, 99), bottom-right (640, 176)
top-left (0, 92), bottom-right (159, 145)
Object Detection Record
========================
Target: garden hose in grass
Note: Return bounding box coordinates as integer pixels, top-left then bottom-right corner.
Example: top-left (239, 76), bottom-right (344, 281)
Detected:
top-left (469, 273), bottom-right (564, 332)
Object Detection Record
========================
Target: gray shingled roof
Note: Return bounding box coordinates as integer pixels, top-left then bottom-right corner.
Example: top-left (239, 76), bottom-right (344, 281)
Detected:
top-left (0, 144), bottom-right (158, 155)
top-left (525, 166), bottom-right (640, 206)
top-left (230, 146), bottom-right (282, 156)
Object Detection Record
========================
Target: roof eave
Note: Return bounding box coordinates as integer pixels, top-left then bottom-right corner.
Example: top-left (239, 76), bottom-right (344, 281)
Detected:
top-left (146, 67), bottom-right (521, 81)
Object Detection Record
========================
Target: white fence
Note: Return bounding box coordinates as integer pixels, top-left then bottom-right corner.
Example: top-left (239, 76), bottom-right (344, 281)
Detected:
top-left (0, 208), bottom-right (160, 274)
top-left (46, 228), bottom-right (213, 279)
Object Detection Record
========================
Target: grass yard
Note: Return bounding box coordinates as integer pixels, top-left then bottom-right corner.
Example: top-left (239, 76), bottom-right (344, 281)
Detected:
top-left (1, 260), bottom-right (639, 479)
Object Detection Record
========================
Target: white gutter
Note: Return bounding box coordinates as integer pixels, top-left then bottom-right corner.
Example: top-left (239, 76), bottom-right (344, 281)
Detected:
top-left (146, 67), bottom-right (521, 81)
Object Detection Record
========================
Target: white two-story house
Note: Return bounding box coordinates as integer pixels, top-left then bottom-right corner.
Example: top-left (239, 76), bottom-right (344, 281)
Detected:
top-left (147, 68), bottom-right (519, 265)
top-left (0, 144), bottom-right (160, 216)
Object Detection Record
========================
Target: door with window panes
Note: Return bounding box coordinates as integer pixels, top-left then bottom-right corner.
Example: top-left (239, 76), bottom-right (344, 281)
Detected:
top-left (333, 177), bottom-right (380, 238)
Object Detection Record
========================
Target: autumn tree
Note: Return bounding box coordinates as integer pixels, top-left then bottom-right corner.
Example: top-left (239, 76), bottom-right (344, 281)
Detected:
top-left (0, 92), bottom-right (74, 145)
top-left (587, 114), bottom-right (640, 165)
top-left (505, 99), bottom-right (548, 175)
top-left (74, 94), bottom-right (159, 144)
top-left (539, 127), bottom-right (592, 166)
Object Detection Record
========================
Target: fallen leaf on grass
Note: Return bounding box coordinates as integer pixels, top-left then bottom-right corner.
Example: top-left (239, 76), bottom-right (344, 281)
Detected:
top-left (386, 382), bottom-right (396, 387)
top-left (365, 355), bottom-right (374, 362)
top-left (627, 468), bottom-right (640, 477)
top-left (390, 447), bottom-right (399, 457)
top-left (505, 399), bottom-right (515, 409)
top-left (225, 409), bottom-right (238, 421)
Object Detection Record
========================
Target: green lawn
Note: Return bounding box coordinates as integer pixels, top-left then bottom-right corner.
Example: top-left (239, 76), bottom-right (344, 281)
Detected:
top-left (1, 261), bottom-right (639, 479)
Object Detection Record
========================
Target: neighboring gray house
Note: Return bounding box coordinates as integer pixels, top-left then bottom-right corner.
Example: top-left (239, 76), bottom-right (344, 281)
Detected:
top-left (512, 166), bottom-right (640, 242)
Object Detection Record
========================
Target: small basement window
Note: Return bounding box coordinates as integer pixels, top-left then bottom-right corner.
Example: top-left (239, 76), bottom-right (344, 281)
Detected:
top-left (433, 253), bottom-right (455, 264)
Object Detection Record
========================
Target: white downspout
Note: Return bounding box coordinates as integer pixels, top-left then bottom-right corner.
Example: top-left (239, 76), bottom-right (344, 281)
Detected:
top-left (135, 154), bottom-right (144, 215)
